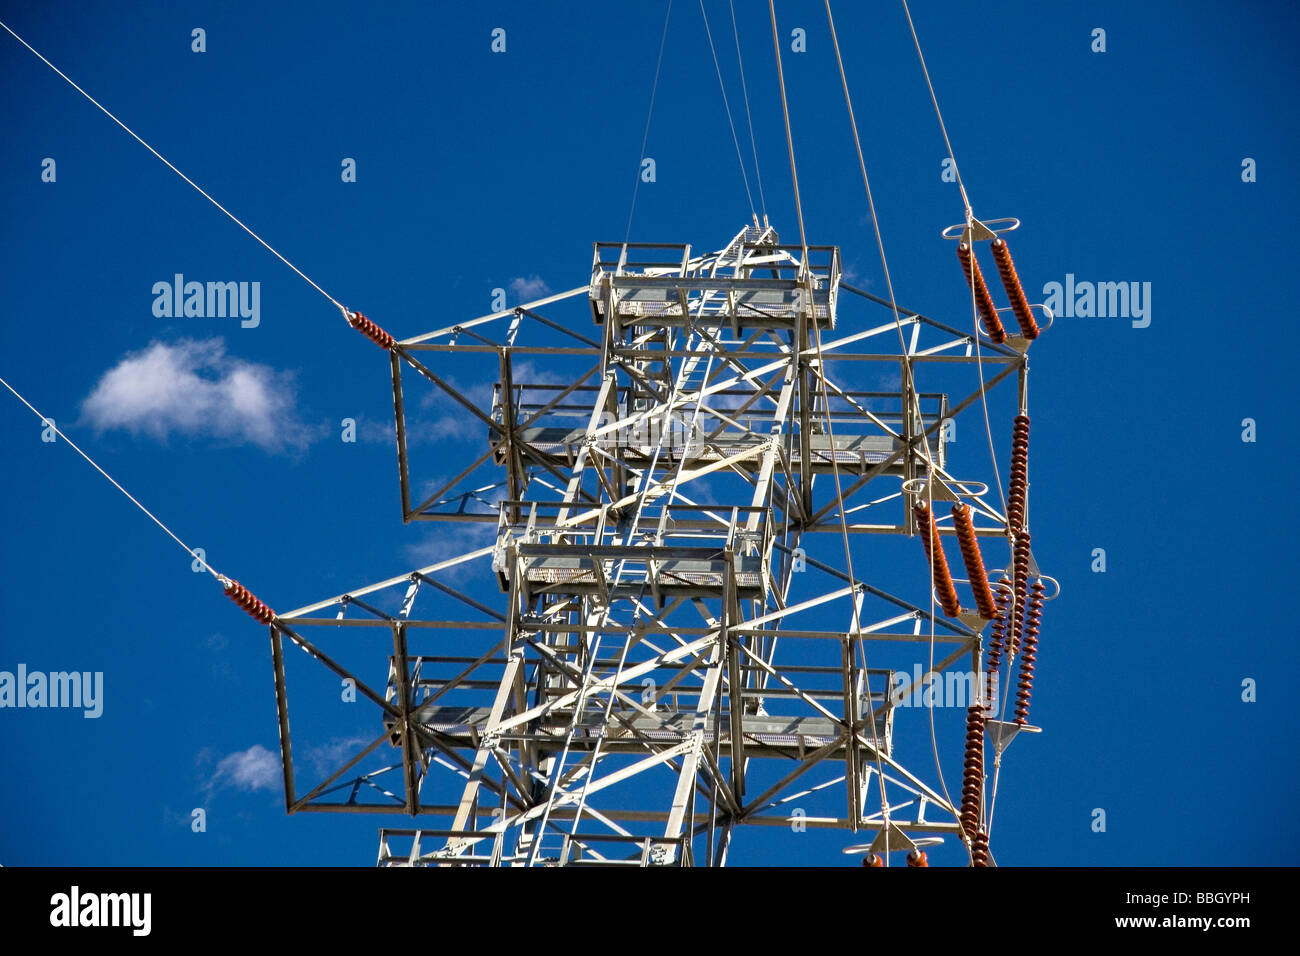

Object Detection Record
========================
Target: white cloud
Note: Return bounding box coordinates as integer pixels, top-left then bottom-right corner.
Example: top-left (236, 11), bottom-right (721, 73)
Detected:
top-left (405, 522), bottom-right (497, 582)
top-left (875, 369), bottom-right (903, 392)
top-left (80, 338), bottom-right (313, 452)
top-left (411, 360), bottom-right (575, 448)
top-left (510, 359), bottom-right (569, 388)
top-left (414, 375), bottom-right (493, 445)
top-left (208, 744), bottom-right (279, 793)
top-left (305, 734), bottom-right (377, 776)
top-left (509, 275), bottom-right (550, 301)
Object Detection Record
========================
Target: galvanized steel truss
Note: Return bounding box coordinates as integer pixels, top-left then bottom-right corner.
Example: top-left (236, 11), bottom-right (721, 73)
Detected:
top-left (266, 224), bottom-right (1029, 866)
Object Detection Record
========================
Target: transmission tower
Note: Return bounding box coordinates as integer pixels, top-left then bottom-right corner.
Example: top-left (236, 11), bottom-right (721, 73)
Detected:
top-left (258, 220), bottom-right (1051, 867)
top-left (0, 1), bottom-right (1059, 869)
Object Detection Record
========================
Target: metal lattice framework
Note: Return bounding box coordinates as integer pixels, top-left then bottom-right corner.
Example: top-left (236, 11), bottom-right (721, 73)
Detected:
top-left (264, 223), bottom-right (1040, 866)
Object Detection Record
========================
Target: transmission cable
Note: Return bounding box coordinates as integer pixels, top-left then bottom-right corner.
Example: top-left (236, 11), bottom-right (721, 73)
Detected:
top-left (0, 374), bottom-right (223, 581)
top-left (0, 19), bottom-right (353, 325)
top-left (729, 0), bottom-right (768, 220)
top-left (768, 0), bottom-right (894, 851)
top-left (699, 0), bottom-right (757, 221)
top-left (624, 0), bottom-right (675, 246)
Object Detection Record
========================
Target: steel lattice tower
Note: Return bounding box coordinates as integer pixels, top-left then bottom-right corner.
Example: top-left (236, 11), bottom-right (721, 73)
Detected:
top-left (265, 222), bottom-right (1041, 866)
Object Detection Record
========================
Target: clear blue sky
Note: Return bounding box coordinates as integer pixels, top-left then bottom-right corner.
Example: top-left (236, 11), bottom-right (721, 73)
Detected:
top-left (1, 0), bottom-right (1296, 866)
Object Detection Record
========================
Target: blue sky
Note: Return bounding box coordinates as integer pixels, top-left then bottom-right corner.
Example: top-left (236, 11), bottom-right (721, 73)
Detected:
top-left (1, 0), bottom-right (1297, 867)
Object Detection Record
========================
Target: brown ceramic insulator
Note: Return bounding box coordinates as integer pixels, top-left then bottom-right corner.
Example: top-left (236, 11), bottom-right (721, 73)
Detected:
top-left (952, 502), bottom-right (998, 619)
top-left (957, 243), bottom-right (1007, 343)
top-left (960, 705), bottom-right (985, 840)
top-left (914, 501), bottom-right (962, 617)
top-left (224, 579), bottom-right (275, 625)
top-left (990, 239), bottom-right (1039, 339)
top-left (861, 852), bottom-right (885, 868)
top-left (1006, 414), bottom-right (1030, 534)
top-left (907, 849), bottom-right (929, 868)
top-left (1015, 579), bottom-right (1046, 725)
top-left (970, 830), bottom-right (991, 868)
top-left (984, 582), bottom-right (1011, 710)
top-left (348, 311), bottom-right (396, 350)
top-left (1010, 531), bottom-right (1032, 657)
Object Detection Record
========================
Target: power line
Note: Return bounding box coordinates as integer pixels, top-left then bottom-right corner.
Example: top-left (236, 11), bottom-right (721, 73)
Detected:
top-left (0, 18), bottom-right (352, 324)
top-left (823, 0), bottom-right (971, 861)
top-left (729, 0), bottom-right (767, 220)
top-left (699, 0), bottom-right (757, 220)
top-left (767, 0), bottom-right (807, 260)
top-left (624, 1), bottom-right (675, 246)
top-left (768, 0), bottom-right (895, 849)
top-left (899, 0), bottom-right (972, 214)
top-left (0, 374), bottom-right (222, 580)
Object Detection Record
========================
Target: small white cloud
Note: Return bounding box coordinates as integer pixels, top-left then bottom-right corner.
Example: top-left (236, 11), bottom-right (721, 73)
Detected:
top-left (509, 275), bottom-right (550, 301)
top-left (80, 338), bottom-right (313, 452)
top-left (208, 744), bottom-right (279, 793)
top-left (409, 363), bottom-right (573, 450)
top-left (305, 734), bottom-right (376, 776)
top-left (875, 369), bottom-right (903, 392)
top-left (414, 376), bottom-right (493, 444)
top-left (510, 359), bottom-right (569, 388)
top-left (405, 522), bottom-right (496, 581)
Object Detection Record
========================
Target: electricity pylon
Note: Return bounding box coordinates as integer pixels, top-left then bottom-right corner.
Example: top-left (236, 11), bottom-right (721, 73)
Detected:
top-left (265, 223), bottom-right (1037, 866)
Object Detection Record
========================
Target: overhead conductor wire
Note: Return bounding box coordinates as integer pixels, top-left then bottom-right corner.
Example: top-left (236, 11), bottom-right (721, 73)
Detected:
top-left (898, 0), bottom-right (1008, 525)
top-left (0, 18), bottom-right (381, 620)
top-left (768, 0), bottom-right (894, 852)
top-left (729, 0), bottom-right (768, 220)
top-left (900, 0), bottom-right (1031, 843)
top-left (700, 0), bottom-right (757, 221)
top-left (0, 19), bottom-right (353, 327)
top-left (0, 375), bottom-right (222, 582)
top-left (825, 0), bottom-right (1002, 862)
top-left (624, 0), bottom-right (675, 246)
